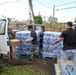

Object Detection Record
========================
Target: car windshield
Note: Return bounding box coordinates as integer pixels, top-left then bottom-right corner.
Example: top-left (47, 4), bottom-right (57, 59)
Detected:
top-left (0, 20), bottom-right (6, 35)
top-left (73, 23), bottom-right (76, 26)
top-left (22, 26), bottom-right (29, 31)
top-left (22, 25), bottom-right (34, 31)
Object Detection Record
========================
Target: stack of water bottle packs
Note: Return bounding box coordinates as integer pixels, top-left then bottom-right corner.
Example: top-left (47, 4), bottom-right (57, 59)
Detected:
top-left (16, 31), bottom-right (40, 57)
top-left (42, 31), bottom-right (63, 59)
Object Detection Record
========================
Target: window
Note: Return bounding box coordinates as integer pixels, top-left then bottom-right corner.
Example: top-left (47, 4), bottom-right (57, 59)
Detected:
top-left (36, 26), bottom-right (41, 31)
top-left (22, 25), bottom-right (34, 31)
top-left (72, 23), bottom-right (76, 29)
top-left (22, 26), bottom-right (28, 31)
top-left (0, 20), bottom-right (6, 35)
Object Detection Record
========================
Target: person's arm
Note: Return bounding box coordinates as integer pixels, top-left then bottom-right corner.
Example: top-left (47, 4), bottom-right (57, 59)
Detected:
top-left (52, 31), bottom-right (65, 45)
top-left (22, 37), bottom-right (33, 44)
top-left (26, 37), bottom-right (33, 42)
top-left (52, 37), bottom-right (63, 45)
top-left (23, 31), bottom-right (36, 44)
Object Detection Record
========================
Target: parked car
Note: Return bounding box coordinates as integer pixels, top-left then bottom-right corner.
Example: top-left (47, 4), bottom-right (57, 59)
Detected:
top-left (72, 23), bottom-right (76, 30)
top-left (13, 24), bottom-right (44, 34)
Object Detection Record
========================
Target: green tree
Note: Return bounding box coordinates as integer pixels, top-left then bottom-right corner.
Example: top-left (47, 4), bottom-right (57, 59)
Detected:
top-left (34, 16), bottom-right (43, 24)
top-left (48, 16), bottom-right (58, 24)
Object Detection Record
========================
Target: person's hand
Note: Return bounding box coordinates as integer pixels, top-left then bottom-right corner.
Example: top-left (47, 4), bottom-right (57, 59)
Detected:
top-left (51, 42), bottom-right (55, 46)
top-left (22, 40), bottom-right (26, 44)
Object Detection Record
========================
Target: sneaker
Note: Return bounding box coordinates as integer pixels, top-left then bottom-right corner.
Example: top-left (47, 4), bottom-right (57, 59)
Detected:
top-left (28, 59), bottom-right (33, 63)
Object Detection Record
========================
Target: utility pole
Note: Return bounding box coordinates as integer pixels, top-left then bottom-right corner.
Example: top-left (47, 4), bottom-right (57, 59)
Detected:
top-left (53, 5), bottom-right (55, 24)
top-left (28, 0), bottom-right (35, 24)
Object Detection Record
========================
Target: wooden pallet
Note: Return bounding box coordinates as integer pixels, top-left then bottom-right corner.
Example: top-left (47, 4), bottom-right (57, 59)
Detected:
top-left (54, 64), bottom-right (60, 75)
top-left (54, 64), bottom-right (74, 75)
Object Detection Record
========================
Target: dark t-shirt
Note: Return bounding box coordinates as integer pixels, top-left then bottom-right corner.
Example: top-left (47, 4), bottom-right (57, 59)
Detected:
top-left (9, 33), bottom-right (15, 52)
top-left (9, 33), bottom-right (15, 39)
top-left (31, 30), bottom-right (37, 44)
top-left (60, 28), bottom-right (76, 50)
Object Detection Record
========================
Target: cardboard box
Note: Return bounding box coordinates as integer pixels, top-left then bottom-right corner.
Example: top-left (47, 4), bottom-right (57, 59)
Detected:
top-left (10, 39), bottom-right (20, 47)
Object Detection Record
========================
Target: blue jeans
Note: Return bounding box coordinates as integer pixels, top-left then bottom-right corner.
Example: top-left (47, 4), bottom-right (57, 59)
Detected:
top-left (61, 49), bottom-right (76, 75)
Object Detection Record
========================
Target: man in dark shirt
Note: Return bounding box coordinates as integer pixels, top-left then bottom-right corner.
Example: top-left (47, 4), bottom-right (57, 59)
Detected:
top-left (52, 22), bottom-right (76, 75)
top-left (23, 25), bottom-right (37, 63)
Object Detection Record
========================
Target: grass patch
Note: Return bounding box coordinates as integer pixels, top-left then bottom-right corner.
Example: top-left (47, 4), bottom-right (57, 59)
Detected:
top-left (1, 66), bottom-right (46, 75)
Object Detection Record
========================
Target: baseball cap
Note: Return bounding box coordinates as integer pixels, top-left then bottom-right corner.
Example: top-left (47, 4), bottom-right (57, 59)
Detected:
top-left (67, 21), bottom-right (73, 27)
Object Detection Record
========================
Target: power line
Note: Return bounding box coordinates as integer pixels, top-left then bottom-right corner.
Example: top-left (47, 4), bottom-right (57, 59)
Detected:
top-left (0, 0), bottom-right (21, 6)
top-left (35, 0), bottom-right (76, 10)
top-left (57, 6), bottom-right (76, 10)
top-left (56, 0), bottom-right (76, 7)
top-left (35, 0), bottom-right (52, 9)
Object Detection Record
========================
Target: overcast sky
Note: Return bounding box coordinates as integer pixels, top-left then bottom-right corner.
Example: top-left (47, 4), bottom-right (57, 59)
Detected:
top-left (0, 0), bottom-right (76, 22)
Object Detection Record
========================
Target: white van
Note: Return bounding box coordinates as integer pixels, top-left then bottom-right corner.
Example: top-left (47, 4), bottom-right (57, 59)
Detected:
top-left (72, 23), bottom-right (76, 30)
top-left (0, 18), bottom-right (10, 55)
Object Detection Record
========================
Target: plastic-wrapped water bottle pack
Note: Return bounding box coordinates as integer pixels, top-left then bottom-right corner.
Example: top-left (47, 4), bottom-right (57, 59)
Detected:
top-left (42, 31), bottom-right (63, 58)
top-left (16, 31), bottom-right (40, 55)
